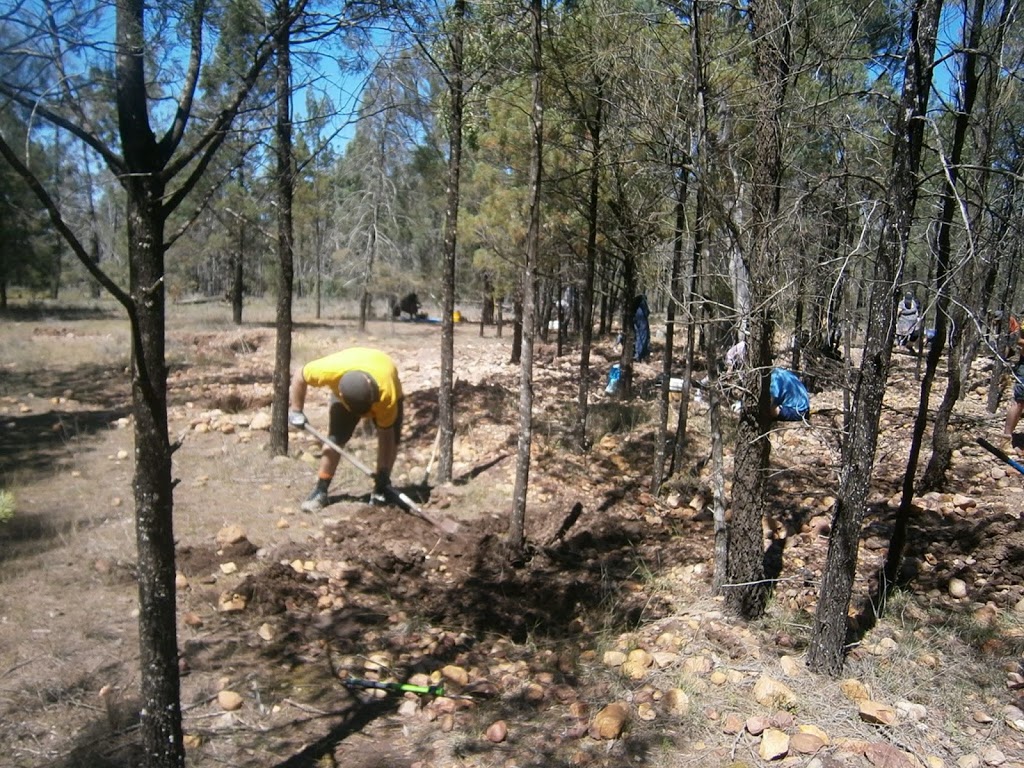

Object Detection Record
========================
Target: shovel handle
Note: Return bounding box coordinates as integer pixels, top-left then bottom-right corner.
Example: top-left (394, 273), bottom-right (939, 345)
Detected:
top-left (303, 423), bottom-right (374, 476)
top-left (977, 437), bottom-right (1024, 476)
top-left (300, 423), bottom-right (460, 536)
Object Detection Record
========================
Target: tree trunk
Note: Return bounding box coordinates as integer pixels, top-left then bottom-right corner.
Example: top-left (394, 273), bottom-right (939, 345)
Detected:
top-left (724, 0), bottom-right (792, 621)
top-left (231, 215), bottom-right (244, 324)
top-left (115, 3), bottom-right (185, 763)
top-left (807, 0), bottom-right (942, 676)
top-left (269, 3), bottom-right (294, 457)
top-left (883, 0), bottom-right (983, 592)
top-left (508, 0), bottom-right (543, 559)
top-left (510, 298), bottom-right (523, 364)
top-left (437, 0), bottom-right (466, 485)
top-left (573, 86), bottom-right (602, 452)
top-left (654, 165), bottom-right (687, 491)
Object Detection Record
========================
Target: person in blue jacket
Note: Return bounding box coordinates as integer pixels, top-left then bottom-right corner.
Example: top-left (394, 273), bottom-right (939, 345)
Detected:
top-left (770, 368), bottom-right (810, 421)
top-left (633, 295), bottom-right (651, 362)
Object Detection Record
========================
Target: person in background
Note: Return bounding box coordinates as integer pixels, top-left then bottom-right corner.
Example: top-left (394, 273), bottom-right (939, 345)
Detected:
top-left (288, 348), bottom-right (404, 512)
top-left (770, 367), bottom-right (811, 422)
top-left (393, 292), bottom-right (421, 320)
top-left (895, 291), bottom-right (922, 351)
top-left (1003, 315), bottom-right (1024, 450)
top-left (633, 294), bottom-right (651, 362)
top-left (725, 339), bottom-right (747, 372)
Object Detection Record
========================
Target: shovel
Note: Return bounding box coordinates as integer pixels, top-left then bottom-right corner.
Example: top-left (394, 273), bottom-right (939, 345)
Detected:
top-left (302, 423), bottom-right (460, 536)
top-left (977, 436), bottom-right (1024, 476)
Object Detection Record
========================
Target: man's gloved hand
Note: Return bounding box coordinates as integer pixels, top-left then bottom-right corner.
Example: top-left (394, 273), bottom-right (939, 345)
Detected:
top-left (288, 410), bottom-right (307, 430)
top-left (372, 470), bottom-right (390, 496)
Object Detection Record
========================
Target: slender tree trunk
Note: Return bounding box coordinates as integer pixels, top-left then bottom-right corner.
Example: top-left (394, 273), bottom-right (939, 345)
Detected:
top-left (116, 2), bottom-right (184, 763)
top-left (573, 89), bottom-right (602, 452)
top-left (673, 181), bottom-right (704, 474)
top-left (654, 166), bottom-right (687, 490)
top-left (314, 216), bottom-right (322, 320)
top-left (437, 0), bottom-right (466, 485)
top-left (269, 1), bottom-right (294, 457)
top-left (127, 190), bottom-right (182, 768)
top-left (725, 0), bottom-right (792, 620)
top-left (808, 0), bottom-right (942, 676)
top-left (231, 206), bottom-right (244, 324)
top-left (708, 320), bottom-right (728, 593)
top-left (508, 0), bottom-right (543, 558)
top-left (883, 0), bottom-right (983, 592)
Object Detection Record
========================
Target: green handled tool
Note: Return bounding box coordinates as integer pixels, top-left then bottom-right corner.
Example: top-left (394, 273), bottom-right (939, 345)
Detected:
top-left (343, 677), bottom-right (444, 696)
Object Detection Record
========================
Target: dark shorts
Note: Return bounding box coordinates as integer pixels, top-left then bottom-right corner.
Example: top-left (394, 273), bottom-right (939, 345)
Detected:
top-left (1013, 359), bottom-right (1024, 403)
top-left (777, 405), bottom-right (809, 422)
top-left (329, 398), bottom-right (403, 445)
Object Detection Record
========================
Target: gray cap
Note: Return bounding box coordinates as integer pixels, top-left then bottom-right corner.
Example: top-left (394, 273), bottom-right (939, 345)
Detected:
top-left (338, 371), bottom-right (378, 416)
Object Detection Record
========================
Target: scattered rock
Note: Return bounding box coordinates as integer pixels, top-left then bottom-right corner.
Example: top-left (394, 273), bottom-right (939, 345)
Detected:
top-left (796, 724), bottom-right (829, 745)
top-left (622, 649), bottom-right (653, 680)
top-left (440, 665), bottom-right (469, 687)
top-left (485, 720), bottom-right (508, 743)
top-left (840, 678), bottom-right (871, 702)
top-left (753, 676), bottom-right (797, 709)
top-left (980, 746), bottom-right (1005, 766)
top-left (249, 412), bottom-right (272, 430)
top-left (216, 525), bottom-right (248, 548)
top-left (721, 713), bottom-right (745, 734)
top-left (864, 742), bottom-right (919, 768)
top-left (779, 655), bottom-right (802, 677)
top-left (217, 690), bottom-right (243, 711)
top-left (758, 728), bottom-right (789, 761)
top-left (790, 731), bottom-right (825, 754)
top-left (590, 702), bottom-right (629, 740)
top-left (662, 688), bottom-right (690, 716)
top-left (218, 591), bottom-right (247, 612)
top-left (949, 578), bottom-right (968, 599)
top-left (859, 700), bottom-right (897, 726)
top-left (895, 700), bottom-right (927, 722)
top-left (602, 650), bottom-right (626, 668)
top-left (746, 715), bottom-right (769, 736)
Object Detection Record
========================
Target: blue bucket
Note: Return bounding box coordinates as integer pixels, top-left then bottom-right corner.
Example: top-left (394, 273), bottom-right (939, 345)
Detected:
top-left (605, 364), bottom-right (621, 395)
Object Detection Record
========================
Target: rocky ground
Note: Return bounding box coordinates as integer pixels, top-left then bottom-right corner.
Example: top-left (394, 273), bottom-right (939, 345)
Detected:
top-left (0, 302), bottom-right (1023, 768)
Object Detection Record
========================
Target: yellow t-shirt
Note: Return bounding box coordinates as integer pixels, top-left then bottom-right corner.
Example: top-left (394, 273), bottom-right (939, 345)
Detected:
top-left (302, 348), bottom-right (403, 428)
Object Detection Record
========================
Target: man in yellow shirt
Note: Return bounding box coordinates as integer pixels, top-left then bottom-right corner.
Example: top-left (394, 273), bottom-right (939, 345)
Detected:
top-left (288, 348), bottom-right (404, 512)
